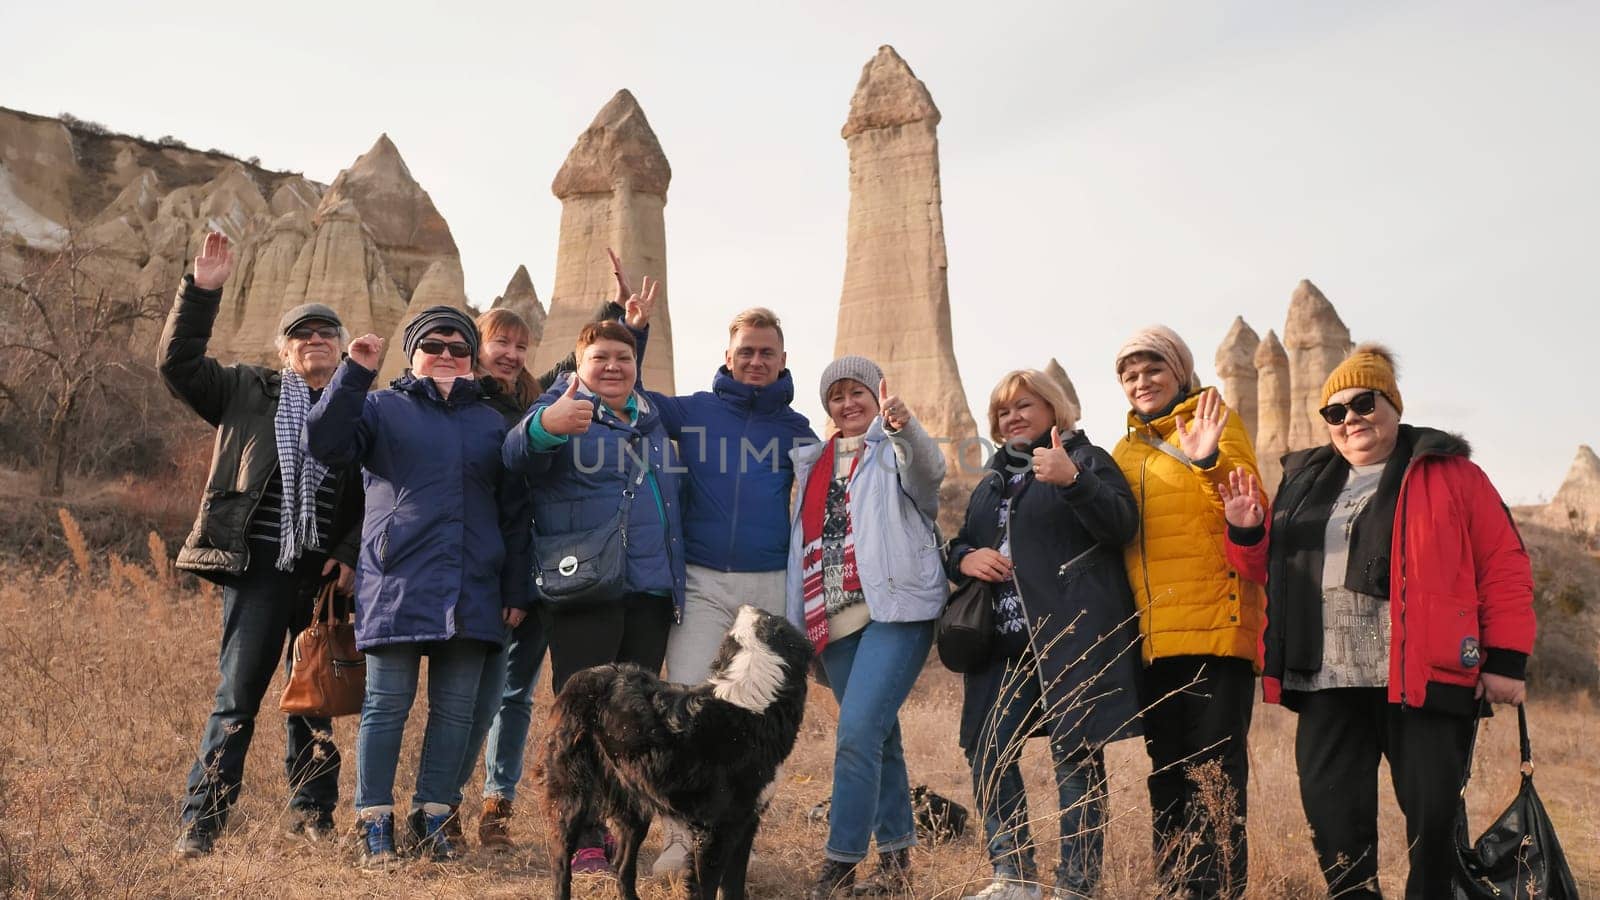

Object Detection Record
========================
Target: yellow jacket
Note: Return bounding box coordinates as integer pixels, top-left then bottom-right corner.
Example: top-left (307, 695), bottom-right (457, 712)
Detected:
top-left (1112, 390), bottom-right (1265, 667)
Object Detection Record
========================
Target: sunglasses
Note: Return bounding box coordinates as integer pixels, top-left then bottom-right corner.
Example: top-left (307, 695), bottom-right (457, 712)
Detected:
top-left (287, 325), bottom-right (340, 341)
top-left (418, 338), bottom-right (473, 359)
top-left (1318, 390), bottom-right (1379, 425)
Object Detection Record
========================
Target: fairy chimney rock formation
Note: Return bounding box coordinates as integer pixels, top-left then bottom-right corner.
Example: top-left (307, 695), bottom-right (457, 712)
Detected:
top-left (835, 46), bottom-right (979, 480)
top-left (1538, 445), bottom-right (1600, 538)
top-left (379, 258), bottom-right (470, 382)
top-left (1283, 279), bottom-right (1352, 451)
top-left (272, 199), bottom-right (407, 369)
top-left (533, 90), bottom-right (674, 391)
top-left (226, 211), bottom-right (316, 358)
top-left (1044, 358), bottom-right (1082, 415)
top-left (1254, 330), bottom-right (1291, 496)
top-left (315, 134), bottom-right (459, 302)
top-left (1215, 316), bottom-right (1261, 440)
top-left (492, 264), bottom-right (548, 348)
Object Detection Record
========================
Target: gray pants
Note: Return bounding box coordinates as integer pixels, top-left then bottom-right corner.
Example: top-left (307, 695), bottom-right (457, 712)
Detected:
top-left (663, 565), bottom-right (787, 684)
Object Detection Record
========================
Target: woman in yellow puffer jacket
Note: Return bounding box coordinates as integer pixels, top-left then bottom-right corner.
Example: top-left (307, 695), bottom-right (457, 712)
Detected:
top-left (1111, 325), bottom-right (1263, 900)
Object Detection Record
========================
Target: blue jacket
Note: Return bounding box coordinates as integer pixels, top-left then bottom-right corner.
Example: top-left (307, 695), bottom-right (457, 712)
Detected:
top-left (502, 375), bottom-right (687, 617)
top-left (646, 368), bottom-right (815, 572)
top-left (307, 363), bottom-right (531, 651)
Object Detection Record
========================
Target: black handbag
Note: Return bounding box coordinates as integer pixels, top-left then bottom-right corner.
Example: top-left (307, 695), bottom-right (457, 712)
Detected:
top-left (532, 438), bottom-right (645, 608)
top-left (936, 575), bottom-right (994, 673)
top-left (1452, 705), bottom-right (1579, 900)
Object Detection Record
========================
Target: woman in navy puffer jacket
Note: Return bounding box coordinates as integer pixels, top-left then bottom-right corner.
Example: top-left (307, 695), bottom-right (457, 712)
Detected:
top-left (308, 306), bottom-right (530, 868)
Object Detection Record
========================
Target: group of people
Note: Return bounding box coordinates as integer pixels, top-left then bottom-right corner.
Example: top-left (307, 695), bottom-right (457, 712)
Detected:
top-left (160, 231), bottom-right (1535, 900)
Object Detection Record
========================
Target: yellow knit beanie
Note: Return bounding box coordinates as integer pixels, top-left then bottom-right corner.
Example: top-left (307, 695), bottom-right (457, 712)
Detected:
top-left (1321, 342), bottom-right (1402, 414)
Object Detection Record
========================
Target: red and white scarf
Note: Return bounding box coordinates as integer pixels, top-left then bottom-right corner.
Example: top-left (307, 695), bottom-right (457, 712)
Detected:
top-left (799, 438), bottom-right (860, 651)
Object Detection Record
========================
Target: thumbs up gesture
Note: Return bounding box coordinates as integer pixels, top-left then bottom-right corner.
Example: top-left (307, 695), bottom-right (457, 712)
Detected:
top-left (541, 377), bottom-right (595, 436)
top-left (878, 378), bottom-right (910, 431)
top-left (1031, 426), bottom-right (1080, 485)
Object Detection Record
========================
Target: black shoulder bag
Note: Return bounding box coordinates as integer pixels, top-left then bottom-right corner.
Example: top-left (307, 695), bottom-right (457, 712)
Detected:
top-left (532, 436), bottom-right (645, 609)
top-left (937, 475), bottom-right (1021, 674)
top-left (1452, 704), bottom-right (1579, 899)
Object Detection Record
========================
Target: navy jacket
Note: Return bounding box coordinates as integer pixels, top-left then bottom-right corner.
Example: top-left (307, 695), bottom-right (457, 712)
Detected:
top-left (502, 375), bottom-right (688, 617)
top-left (307, 363), bottom-right (532, 651)
top-left (946, 430), bottom-right (1145, 753)
top-left (645, 368), bottom-right (815, 572)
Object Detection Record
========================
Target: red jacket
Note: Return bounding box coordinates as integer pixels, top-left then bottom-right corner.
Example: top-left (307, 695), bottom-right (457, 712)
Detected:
top-left (1233, 427), bottom-right (1535, 713)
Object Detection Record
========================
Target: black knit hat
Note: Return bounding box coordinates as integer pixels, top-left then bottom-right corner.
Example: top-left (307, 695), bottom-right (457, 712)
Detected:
top-left (401, 306), bottom-right (480, 361)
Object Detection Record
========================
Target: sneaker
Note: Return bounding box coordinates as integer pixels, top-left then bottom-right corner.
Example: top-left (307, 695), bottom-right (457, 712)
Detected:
top-left (571, 845), bottom-right (615, 876)
top-left (963, 878), bottom-right (1043, 900)
top-left (287, 808), bottom-right (336, 842)
top-left (651, 822), bottom-right (691, 875)
top-left (808, 859), bottom-right (858, 899)
top-left (173, 824), bottom-right (215, 859)
top-left (408, 807), bottom-right (460, 861)
top-left (357, 813), bottom-right (399, 871)
top-left (853, 847), bottom-right (911, 895)
top-left (478, 796), bottom-right (514, 851)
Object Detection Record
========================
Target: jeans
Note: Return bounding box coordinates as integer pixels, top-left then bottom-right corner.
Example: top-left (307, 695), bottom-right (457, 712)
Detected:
top-left (454, 613), bottom-right (549, 804)
top-left (181, 549), bottom-right (339, 832)
top-left (817, 618), bottom-right (934, 863)
top-left (966, 656), bottom-right (1107, 895)
top-left (354, 639), bottom-right (488, 811)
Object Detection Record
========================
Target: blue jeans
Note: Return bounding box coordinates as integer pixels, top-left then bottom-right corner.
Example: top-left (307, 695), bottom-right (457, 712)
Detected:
top-left (966, 658), bottom-right (1107, 895)
top-left (181, 551), bottom-right (339, 831)
top-left (354, 639), bottom-right (488, 811)
top-left (454, 613), bottom-right (548, 804)
top-left (817, 619), bottom-right (934, 863)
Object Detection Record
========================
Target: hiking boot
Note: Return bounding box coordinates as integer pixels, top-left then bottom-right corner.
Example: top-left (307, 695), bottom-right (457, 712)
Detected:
top-left (357, 812), bottom-right (399, 871)
top-left (173, 823), bottom-right (216, 859)
top-left (853, 847), bottom-right (912, 895)
top-left (409, 806), bottom-right (461, 861)
top-left (444, 804), bottom-right (465, 848)
top-left (571, 845), bottom-right (615, 876)
top-left (808, 859), bottom-right (858, 899)
top-left (650, 822), bottom-right (691, 875)
top-left (962, 877), bottom-right (1042, 900)
top-left (478, 796), bottom-right (515, 851)
top-left (287, 807), bottom-right (336, 842)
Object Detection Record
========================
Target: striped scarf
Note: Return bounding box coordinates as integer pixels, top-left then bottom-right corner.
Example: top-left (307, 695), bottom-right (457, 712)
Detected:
top-left (273, 369), bottom-right (331, 572)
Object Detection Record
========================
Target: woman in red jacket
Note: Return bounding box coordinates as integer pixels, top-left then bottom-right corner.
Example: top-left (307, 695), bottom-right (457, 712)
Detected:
top-left (1222, 344), bottom-right (1535, 900)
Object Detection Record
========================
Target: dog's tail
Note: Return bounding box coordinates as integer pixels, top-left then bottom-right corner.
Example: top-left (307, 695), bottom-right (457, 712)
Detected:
top-left (535, 667), bottom-right (615, 826)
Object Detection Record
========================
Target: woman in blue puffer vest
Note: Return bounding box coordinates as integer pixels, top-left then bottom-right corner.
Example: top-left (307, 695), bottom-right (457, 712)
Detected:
top-left (307, 306), bottom-right (530, 868)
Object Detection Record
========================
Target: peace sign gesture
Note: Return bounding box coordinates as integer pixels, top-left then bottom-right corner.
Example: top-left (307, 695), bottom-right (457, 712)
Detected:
top-left (1174, 388), bottom-right (1230, 463)
top-left (607, 248), bottom-right (659, 328)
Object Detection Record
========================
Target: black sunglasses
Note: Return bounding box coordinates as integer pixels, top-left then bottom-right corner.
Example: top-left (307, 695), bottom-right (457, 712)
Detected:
top-left (287, 325), bottom-right (340, 341)
top-left (418, 338), bottom-right (473, 359)
top-left (1318, 390), bottom-right (1379, 425)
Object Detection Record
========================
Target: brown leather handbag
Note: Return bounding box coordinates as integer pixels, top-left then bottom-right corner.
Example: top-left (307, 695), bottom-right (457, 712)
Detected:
top-left (279, 582), bottom-right (365, 718)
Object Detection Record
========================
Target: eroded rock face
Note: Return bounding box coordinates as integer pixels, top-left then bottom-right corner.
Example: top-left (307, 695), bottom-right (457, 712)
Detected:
top-left (492, 265), bottom-right (547, 349)
top-left (226, 211), bottom-right (315, 360)
top-left (271, 199), bottom-right (408, 370)
top-left (315, 134), bottom-right (459, 302)
top-left (1254, 329), bottom-right (1291, 495)
top-left (1044, 358), bottom-right (1082, 417)
top-left (1283, 279), bottom-right (1352, 451)
top-left (1538, 445), bottom-right (1600, 538)
top-left (1215, 316), bottom-right (1261, 442)
top-left (532, 90), bottom-right (674, 392)
top-left (834, 46), bottom-right (979, 482)
top-left (0, 110), bottom-right (76, 252)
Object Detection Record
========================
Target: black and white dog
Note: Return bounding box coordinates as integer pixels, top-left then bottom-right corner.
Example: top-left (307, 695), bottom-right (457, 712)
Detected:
top-left (540, 605), bottom-right (813, 900)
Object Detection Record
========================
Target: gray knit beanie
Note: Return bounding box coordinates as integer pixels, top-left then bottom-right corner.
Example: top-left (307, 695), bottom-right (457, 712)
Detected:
top-left (818, 355), bottom-right (884, 409)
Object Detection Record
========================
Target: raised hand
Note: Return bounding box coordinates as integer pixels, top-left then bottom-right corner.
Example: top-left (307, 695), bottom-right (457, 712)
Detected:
top-left (541, 377), bottom-right (595, 436)
top-left (1217, 466), bottom-right (1265, 528)
top-left (347, 333), bottom-right (384, 371)
top-left (193, 231), bottom-right (235, 290)
top-left (1175, 388), bottom-right (1230, 463)
top-left (959, 548), bottom-right (1014, 584)
top-left (607, 247), bottom-right (632, 305)
top-left (1031, 426), bottom-right (1080, 485)
top-left (878, 378), bottom-right (909, 431)
top-left (624, 274), bottom-right (660, 329)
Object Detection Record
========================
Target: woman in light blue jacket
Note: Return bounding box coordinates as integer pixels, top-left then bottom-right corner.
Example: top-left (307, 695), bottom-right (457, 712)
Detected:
top-left (787, 356), bottom-right (946, 899)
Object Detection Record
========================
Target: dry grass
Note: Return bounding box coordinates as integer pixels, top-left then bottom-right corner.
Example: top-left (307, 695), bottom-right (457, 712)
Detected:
top-left (1, 522), bottom-right (1596, 898)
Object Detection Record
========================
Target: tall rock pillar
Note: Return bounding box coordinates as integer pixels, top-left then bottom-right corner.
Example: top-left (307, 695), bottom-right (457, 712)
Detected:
top-left (531, 90), bottom-right (674, 392)
top-left (1283, 279), bottom-right (1352, 451)
top-left (1254, 330), bottom-right (1291, 494)
top-left (1215, 316), bottom-right (1261, 441)
top-left (834, 45), bottom-right (979, 482)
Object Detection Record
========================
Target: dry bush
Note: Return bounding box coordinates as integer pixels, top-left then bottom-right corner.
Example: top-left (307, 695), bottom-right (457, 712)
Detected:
top-left (0, 557), bottom-right (1596, 898)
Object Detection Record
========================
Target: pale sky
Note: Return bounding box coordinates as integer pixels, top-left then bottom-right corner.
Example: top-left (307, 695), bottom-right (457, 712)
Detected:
top-left (4, 1), bottom-right (1595, 503)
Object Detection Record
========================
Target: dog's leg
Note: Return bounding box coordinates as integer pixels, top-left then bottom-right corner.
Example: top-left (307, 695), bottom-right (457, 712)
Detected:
top-left (610, 810), bottom-right (648, 900)
top-left (718, 815), bottom-right (760, 900)
top-left (550, 808), bottom-right (585, 900)
top-left (693, 826), bottom-right (732, 900)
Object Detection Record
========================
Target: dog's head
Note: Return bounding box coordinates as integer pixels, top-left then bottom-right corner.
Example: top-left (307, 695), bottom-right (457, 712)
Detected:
top-left (706, 605), bottom-right (813, 713)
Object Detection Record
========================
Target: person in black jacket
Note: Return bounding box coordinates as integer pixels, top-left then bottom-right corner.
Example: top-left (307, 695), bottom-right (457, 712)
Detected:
top-left (158, 232), bottom-right (363, 858)
top-left (944, 369), bottom-right (1144, 900)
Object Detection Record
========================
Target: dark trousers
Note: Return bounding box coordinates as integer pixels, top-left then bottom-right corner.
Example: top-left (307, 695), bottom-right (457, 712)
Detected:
top-left (181, 548), bottom-right (340, 832)
top-left (1295, 687), bottom-right (1474, 900)
top-left (1138, 655), bottom-right (1255, 900)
